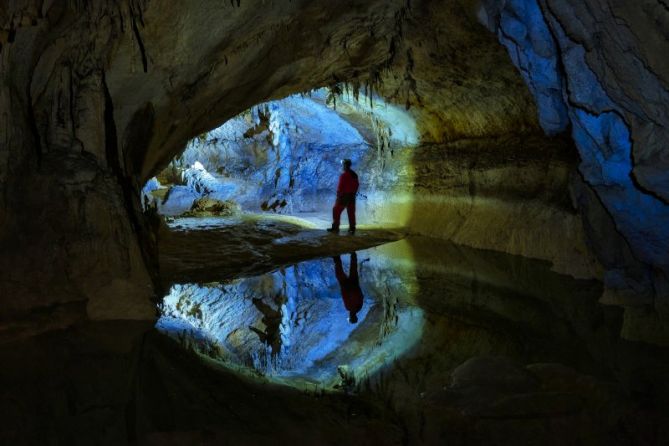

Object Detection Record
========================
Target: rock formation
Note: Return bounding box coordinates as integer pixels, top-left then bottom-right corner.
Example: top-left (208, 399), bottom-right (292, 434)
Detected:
top-left (1, 0), bottom-right (667, 338)
top-left (481, 0), bottom-right (669, 335)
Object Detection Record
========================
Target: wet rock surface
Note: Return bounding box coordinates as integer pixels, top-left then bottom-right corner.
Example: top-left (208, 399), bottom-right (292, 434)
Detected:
top-left (373, 133), bottom-right (601, 279)
top-left (158, 215), bottom-right (403, 287)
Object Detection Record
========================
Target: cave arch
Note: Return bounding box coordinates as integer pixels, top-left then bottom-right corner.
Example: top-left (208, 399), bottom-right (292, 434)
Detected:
top-left (1, 0), bottom-right (667, 343)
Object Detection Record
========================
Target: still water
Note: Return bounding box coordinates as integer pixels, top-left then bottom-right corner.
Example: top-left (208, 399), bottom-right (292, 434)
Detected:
top-left (158, 244), bottom-right (423, 388)
top-left (157, 236), bottom-right (668, 401)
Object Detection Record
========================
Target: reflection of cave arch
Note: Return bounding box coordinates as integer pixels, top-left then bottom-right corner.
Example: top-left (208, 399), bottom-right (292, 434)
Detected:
top-left (157, 249), bottom-right (424, 388)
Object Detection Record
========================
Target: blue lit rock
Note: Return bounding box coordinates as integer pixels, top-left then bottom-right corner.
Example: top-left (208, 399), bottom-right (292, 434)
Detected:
top-left (159, 186), bottom-right (201, 216)
top-left (178, 94), bottom-right (371, 215)
top-left (482, 0), bottom-right (669, 310)
top-left (141, 177), bottom-right (163, 208)
top-left (158, 251), bottom-right (424, 387)
top-left (158, 162), bottom-right (237, 216)
top-left (492, 0), bottom-right (569, 135)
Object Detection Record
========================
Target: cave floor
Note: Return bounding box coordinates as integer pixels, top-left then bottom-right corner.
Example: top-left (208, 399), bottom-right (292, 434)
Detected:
top-left (159, 213), bottom-right (403, 287)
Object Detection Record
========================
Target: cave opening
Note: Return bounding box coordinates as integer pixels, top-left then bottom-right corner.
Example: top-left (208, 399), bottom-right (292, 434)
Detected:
top-left (142, 86), bottom-right (419, 232)
top-left (149, 87), bottom-right (428, 388)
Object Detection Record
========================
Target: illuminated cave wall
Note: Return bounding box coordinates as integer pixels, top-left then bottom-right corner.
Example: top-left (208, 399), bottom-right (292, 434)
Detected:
top-left (481, 0), bottom-right (669, 307)
top-left (146, 83), bottom-right (601, 280)
top-left (150, 89), bottom-right (420, 223)
top-left (162, 91), bottom-right (370, 215)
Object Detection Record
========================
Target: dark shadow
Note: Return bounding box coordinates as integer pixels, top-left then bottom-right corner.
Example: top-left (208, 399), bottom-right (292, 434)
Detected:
top-left (249, 293), bottom-right (284, 355)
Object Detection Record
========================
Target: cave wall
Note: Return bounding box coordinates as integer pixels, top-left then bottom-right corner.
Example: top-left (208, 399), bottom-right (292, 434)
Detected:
top-left (167, 93), bottom-right (373, 216)
top-left (375, 135), bottom-right (601, 279)
top-left (0, 2), bottom-right (159, 327)
top-left (480, 0), bottom-right (669, 319)
top-left (0, 0), bottom-right (417, 328)
top-left (2, 0), bottom-right (667, 332)
top-left (2, 0), bottom-right (545, 329)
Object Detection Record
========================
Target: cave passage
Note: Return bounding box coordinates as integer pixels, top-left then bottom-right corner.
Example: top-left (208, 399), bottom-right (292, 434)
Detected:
top-left (143, 87), bottom-right (418, 231)
top-left (142, 82), bottom-right (669, 443)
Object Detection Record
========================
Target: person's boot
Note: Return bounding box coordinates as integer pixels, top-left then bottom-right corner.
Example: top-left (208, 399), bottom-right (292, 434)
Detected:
top-left (326, 225), bottom-right (339, 233)
top-left (348, 227), bottom-right (356, 235)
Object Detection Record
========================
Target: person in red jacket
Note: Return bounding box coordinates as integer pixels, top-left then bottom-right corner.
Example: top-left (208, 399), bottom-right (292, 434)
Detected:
top-left (333, 252), bottom-right (363, 323)
top-left (327, 159), bottom-right (359, 234)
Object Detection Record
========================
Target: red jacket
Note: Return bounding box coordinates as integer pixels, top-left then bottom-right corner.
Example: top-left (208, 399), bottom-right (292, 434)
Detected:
top-left (337, 169), bottom-right (359, 195)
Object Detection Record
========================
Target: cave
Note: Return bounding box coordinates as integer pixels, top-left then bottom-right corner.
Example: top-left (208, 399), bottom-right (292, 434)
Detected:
top-left (1, 1), bottom-right (669, 444)
top-left (143, 88), bottom-right (419, 226)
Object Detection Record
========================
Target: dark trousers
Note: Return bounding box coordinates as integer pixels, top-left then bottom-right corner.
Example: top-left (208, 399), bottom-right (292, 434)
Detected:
top-left (333, 194), bottom-right (356, 229)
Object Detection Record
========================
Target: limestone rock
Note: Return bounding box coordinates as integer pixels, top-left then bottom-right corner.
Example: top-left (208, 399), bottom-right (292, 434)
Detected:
top-left (181, 197), bottom-right (239, 217)
top-left (482, 0), bottom-right (669, 309)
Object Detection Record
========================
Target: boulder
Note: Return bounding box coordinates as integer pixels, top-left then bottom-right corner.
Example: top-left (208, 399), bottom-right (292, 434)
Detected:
top-left (181, 197), bottom-right (240, 217)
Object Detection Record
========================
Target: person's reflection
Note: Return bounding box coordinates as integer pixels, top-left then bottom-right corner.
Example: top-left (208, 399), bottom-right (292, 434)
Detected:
top-left (333, 252), bottom-right (363, 324)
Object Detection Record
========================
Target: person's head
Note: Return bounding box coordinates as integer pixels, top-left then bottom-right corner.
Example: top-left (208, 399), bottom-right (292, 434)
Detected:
top-left (341, 159), bottom-right (352, 172)
top-left (348, 311), bottom-right (358, 324)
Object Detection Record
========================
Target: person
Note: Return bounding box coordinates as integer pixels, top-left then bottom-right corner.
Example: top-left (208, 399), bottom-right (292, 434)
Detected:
top-left (327, 158), bottom-right (359, 234)
top-left (333, 252), bottom-right (363, 324)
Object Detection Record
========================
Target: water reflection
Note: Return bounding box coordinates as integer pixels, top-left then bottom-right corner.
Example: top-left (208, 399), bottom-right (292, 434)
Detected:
top-left (158, 235), bottom-right (669, 411)
top-left (334, 253), bottom-right (364, 324)
top-left (157, 248), bottom-right (424, 387)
